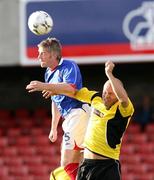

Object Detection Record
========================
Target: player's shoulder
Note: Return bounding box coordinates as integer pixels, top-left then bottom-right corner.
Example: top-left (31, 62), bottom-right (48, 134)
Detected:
top-left (61, 58), bottom-right (78, 67)
top-left (59, 59), bottom-right (80, 72)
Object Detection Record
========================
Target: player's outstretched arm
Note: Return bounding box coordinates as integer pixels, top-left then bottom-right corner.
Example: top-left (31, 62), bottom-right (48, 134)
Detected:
top-left (105, 61), bottom-right (129, 107)
top-left (26, 80), bottom-right (76, 97)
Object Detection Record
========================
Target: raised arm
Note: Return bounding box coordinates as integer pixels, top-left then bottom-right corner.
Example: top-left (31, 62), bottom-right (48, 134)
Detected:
top-left (105, 61), bottom-right (129, 107)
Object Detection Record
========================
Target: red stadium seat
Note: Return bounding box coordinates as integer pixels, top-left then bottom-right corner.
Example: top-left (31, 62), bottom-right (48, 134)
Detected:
top-left (13, 175), bottom-right (34, 180)
top-left (17, 146), bottom-right (36, 156)
top-left (16, 136), bottom-right (32, 146)
top-left (17, 117), bottom-right (34, 128)
top-left (126, 123), bottom-right (141, 134)
top-left (42, 154), bottom-right (60, 168)
top-left (4, 156), bottom-right (23, 167)
top-left (7, 128), bottom-right (21, 137)
top-left (136, 142), bottom-right (154, 154)
top-left (134, 173), bottom-right (154, 180)
top-left (146, 123), bottom-right (154, 141)
top-left (22, 156), bottom-right (42, 166)
top-left (126, 163), bottom-right (148, 174)
top-left (121, 164), bottom-right (128, 174)
top-left (2, 148), bottom-right (17, 158)
top-left (28, 164), bottom-right (49, 176)
top-left (120, 154), bottom-right (141, 165)
top-left (34, 175), bottom-right (50, 180)
top-left (120, 144), bottom-right (136, 155)
top-left (0, 158), bottom-right (4, 166)
top-left (0, 109), bottom-right (11, 119)
top-left (146, 162), bottom-right (154, 173)
top-left (0, 137), bottom-right (8, 147)
top-left (15, 108), bottom-right (30, 118)
top-left (7, 136), bottom-right (18, 146)
top-left (145, 123), bottom-right (154, 134)
top-left (43, 117), bottom-right (52, 127)
top-left (0, 129), bottom-right (4, 136)
top-left (121, 173), bottom-right (135, 180)
top-left (31, 127), bottom-right (43, 135)
top-left (129, 133), bottom-right (148, 144)
top-left (0, 166), bottom-right (9, 177)
top-left (33, 107), bottom-right (49, 119)
top-left (36, 145), bottom-right (55, 156)
top-left (32, 135), bottom-right (50, 145)
top-left (1, 177), bottom-right (15, 180)
top-left (9, 165), bottom-right (28, 176)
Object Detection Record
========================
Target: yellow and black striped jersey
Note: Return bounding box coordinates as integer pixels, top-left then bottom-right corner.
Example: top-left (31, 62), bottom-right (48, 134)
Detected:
top-left (75, 87), bottom-right (134, 160)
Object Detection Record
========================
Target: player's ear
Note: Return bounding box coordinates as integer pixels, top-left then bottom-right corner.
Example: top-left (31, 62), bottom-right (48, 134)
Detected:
top-left (52, 51), bottom-right (59, 60)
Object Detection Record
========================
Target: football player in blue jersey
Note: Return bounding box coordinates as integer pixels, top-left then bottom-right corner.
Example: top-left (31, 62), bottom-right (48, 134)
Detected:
top-left (26, 37), bottom-right (91, 179)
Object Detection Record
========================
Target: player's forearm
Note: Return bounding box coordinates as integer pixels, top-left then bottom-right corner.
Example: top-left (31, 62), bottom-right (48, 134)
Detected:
top-left (107, 73), bottom-right (128, 105)
top-left (51, 102), bottom-right (61, 130)
top-left (26, 81), bottom-right (76, 97)
top-left (51, 117), bottom-right (60, 130)
top-left (44, 83), bottom-right (76, 97)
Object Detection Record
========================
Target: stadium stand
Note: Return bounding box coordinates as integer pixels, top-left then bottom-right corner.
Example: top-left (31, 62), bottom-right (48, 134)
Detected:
top-left (121, 121), bottom-right (154, 180)
top-left (0, 108), bottom-right (60, 180)
top-left (0, 108), bottom-right (154, 180)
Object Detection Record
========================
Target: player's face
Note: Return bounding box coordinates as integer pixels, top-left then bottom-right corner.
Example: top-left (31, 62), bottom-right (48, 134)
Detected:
top-left (102, 82), bottom-right (118, 109)
top-left (38, 47), bottom-right (56, 68)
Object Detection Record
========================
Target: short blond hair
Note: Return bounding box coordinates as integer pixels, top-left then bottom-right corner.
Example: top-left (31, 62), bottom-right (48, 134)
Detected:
top-left (38, 37), bottom-right (62, 61)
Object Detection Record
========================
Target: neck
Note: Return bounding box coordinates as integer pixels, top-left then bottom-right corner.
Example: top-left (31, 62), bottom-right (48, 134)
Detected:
top-left (105, 101), bottom-right (117, 110)
top-left (50, 59), bottom-right (59, 70)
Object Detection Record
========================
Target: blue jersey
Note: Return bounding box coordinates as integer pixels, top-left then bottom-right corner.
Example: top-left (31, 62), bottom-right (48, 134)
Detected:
top-left (45, 59), bottom-right (84, 117)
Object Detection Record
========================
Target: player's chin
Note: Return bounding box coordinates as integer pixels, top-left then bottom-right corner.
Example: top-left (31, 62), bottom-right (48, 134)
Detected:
top-left (40, 62), bottom-right (47, 68)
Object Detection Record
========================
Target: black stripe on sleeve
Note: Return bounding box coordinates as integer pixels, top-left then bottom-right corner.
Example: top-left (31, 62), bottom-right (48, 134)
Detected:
top-left (91, 92), bottom-right (101, 101)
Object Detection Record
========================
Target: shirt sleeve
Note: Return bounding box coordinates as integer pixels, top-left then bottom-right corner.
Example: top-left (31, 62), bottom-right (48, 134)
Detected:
top-left (119, 98), bottom-right (134, 117)
top-left (75, 87), bottom-right (98, 104)
top-left (62, 63), bottom-right (81, 89)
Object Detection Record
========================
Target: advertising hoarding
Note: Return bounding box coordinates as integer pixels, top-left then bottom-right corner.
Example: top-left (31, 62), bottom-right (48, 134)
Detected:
top-left (20, 0), bottom-right (154, 65)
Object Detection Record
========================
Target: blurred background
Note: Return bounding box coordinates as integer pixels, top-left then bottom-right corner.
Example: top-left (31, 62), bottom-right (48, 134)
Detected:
top-left (0, 0), bottom-right (154, 180)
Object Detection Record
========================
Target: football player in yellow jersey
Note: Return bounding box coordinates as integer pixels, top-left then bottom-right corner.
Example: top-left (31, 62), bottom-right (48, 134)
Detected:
top-left (74, 61), bottom-right (134, 180)
top-left (26, 60), bottom-right (134, 180)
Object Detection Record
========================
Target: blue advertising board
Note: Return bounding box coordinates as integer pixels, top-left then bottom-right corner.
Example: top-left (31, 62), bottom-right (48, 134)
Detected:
top-left (20, 0), bottom-right (154, 65)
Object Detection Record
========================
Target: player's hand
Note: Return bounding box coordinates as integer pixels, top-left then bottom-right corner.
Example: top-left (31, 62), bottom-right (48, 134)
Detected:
top-left (49, 129), bottom-right (57, 142)
top-left (26, 80), bottom-right (46, 92)
top-left (42, 90), bottom-right (55, 99)
top-left (105, 60), bottom-right (115, 76)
